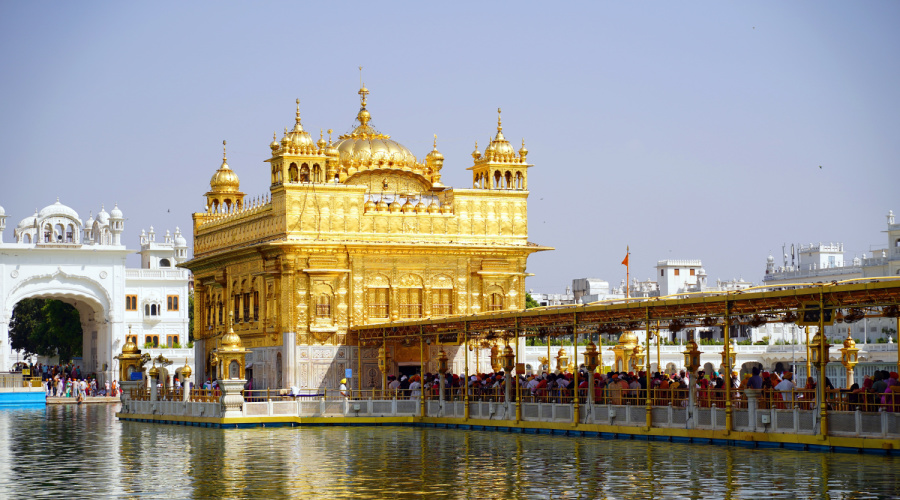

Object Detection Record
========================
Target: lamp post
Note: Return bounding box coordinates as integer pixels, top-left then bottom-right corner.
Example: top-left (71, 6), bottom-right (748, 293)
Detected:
top-left (839, 328), bottom-right (859, 389)
top-left (437, 347), bottom-right (449, 414)
top-left (181, 361), bottom-right (192, 402)
top-left (583, 341), bottom-right (600, 405)
top-left (809, 315), bottom-right (831, 438)
top-left (556, 347), bottom-right (569, 374)
top-left (501, 344), bottom-right (515, 406)
top-left (377, 344), bottom-right (389, 392)
top-left (682, 335), bottom-right (702, 414)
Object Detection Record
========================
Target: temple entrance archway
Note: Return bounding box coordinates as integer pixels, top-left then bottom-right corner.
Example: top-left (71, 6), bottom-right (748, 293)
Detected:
top-left (1, 269), bottom-right (117, 385)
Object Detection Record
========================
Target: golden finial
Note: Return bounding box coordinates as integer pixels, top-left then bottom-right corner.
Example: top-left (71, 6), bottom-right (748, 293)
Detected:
top-left (320, 129), bottom-right (324, 140)
top-left (295, 98), bottom-right (301, 124)
top-left (497, 107), bottom-right (502, 131)
top-left (222, 140), bottom-right (227, 161)
top-left (273, 131), bottom-right (277, 141)
top-left (433, 134), bottom-right (437, 149)
top-left (327, 129), bottom-right (333, 144)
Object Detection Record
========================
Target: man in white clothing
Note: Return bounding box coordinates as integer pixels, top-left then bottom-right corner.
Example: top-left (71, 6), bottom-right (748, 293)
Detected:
top-left (775, 372), bottom-right (795, 403)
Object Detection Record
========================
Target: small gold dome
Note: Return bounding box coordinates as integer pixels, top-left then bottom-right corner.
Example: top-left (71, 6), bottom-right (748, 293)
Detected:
top-left (122, 335), bottom-right (139, 355)
top-left (364, 196), bottom-right (377, 212)
top-left (282, 99), bottom-right (314, 150)
top-left (210, 141), bottom-right (241, 192)
top-left (618, 330), bottom-right (638, 346)
top-left (221, 328), bottom-right (243, 350)
top-left (269, 132), bottom-right (279, 151)
top-left (317, 130), bottom-right (327, 150)
top-left (426, 134), bottom-right (444, 162)
top-left (401, 197), bottom-right (415, 213)
top-left (181, 362), bottom-right (192, 379)
top-left (518, 138), bottom-right (528, 158)
top-left (427, 200), bottom-right (439, 214)
top-left (414, 199), bottom-right (426, 213)
top-left (389, 198), bottom-right (402, 213)
top-left (376, 197), bottom-right (389, 212)
top-left (440, 202), bottom-right (452, 214)
top-left (843, 335), bottom-right (856, 349)
top-left (471, 141), bottom-right (481, 160)
top-left (148, 365), bottom-right (159, 379)
top-left (557, 347), bottom-right (567, 357)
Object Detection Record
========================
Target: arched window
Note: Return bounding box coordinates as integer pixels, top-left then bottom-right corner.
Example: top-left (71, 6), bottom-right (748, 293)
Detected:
top-left (300, 163), bottom-right (310, 183)
top-left (312, 164), bottom-right (321, 183)
top-left (289, 163), bottom-right (299, 183)
top-left (316, 294), bottom-right (331, 318)
top-left (494, 171), bottom-right (502, 189)
top-left (150, 304), bottom-right (158, 315)
top-left (515, 172), bottom-right (523, 189)
top-left (432, 288), bottom-right (453, 316)
top-left (489, 293), bottom-right (503, 312)
top-left (504, 171), bottom-right (512, 189)
top-left (399, 288), bottom-right (422, 319)
top-left (145, 304), bottom-right (150, 315)
top-left (276, 352), bottom-right (283, 387)
top-left (23, 234), bottom-right (31, 244)
top-left (159, 258), bottom-right (171, 268)
top-left (44, 224), bottom-right (52, 243)
top-left (66, 224), bottom-right (74, 243)
top-left (367, 288), bottom-right (389, 319)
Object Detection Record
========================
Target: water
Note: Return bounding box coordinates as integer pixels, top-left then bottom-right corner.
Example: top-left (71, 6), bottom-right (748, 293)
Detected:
top-left (1, 404), bottom-right (899, 499)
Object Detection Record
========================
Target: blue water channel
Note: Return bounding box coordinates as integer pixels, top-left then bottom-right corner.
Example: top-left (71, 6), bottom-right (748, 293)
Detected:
top-left (0, 404), bottom-right (898, 499)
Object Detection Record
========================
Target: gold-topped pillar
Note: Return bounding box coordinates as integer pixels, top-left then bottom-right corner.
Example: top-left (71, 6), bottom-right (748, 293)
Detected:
top-left (645, 310), bottom-right (652, 431)
top-left (572, 314), bottom-right (580, 426)
top-left (723, 300), bottom-right (733, 435)
top-left (839, 328), bottom-right (859, 389)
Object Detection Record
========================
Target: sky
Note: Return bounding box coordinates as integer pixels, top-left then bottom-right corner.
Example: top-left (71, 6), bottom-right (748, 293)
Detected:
top-left (0, 2), bottom-right (897, 293)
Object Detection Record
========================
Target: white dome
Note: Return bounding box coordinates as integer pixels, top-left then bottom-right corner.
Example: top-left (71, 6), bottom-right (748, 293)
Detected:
top-left (110, 203), bottom-right (123, 219)
top-left (0, 205), bottom-right (5, 216)
top-left (96, 207), bottom-right (110, 224)
top-left (38, 200), bottom-right (79, 220)
top-left (174, 227), bottom-right (187, 247)
top-left (17, 215), bottom-right (36, 229)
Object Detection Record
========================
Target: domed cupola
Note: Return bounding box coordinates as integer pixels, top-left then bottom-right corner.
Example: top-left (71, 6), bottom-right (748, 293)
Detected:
top-left (332, 85), bottom-right (425, 184)
top-left (209, 140), bottom-right (241, 193)
top-left (425, 134), bottom-right (444, 187)
top-left (483, 109), bottom-right (516, 160)
top-left (205, 140), bottom-right (245, 213)
top-left (467, 108), bottom-right (531, 191)
top-left (284, 100), bottom-right (315, 153)
top-left (35, 198), bottom-right (83, 244)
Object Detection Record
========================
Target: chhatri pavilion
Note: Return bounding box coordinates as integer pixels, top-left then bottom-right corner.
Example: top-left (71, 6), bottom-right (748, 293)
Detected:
top-left (185, 86), bottom-right (549, 390)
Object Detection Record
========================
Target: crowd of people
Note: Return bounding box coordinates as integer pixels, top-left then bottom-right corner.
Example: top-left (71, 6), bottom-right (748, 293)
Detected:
top-left (29, 363), bottom-right (119, 400)
top-left (374, 366), bottom-right (900, 412)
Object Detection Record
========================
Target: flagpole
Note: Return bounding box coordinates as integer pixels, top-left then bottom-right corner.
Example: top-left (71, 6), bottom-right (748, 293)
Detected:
top-left (625, 245), bottom-right (630, 299)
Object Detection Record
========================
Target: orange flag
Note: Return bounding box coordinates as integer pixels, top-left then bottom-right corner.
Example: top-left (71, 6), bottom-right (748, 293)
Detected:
top-left (621, 254), bottom-right (629, 266)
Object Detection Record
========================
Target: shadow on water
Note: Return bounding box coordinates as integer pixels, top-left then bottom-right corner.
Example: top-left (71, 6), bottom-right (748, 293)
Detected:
top-left (0, 405), bottom-right (898, 499)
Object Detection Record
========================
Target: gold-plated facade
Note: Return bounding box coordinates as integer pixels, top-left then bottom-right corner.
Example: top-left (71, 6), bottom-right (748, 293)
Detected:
top-left (185, 87), bottom-right (549, 389)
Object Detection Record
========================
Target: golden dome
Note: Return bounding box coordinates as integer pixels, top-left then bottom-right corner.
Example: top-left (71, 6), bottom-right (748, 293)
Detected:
top-left (333, 86), bottom-right (422, 176)
top-left (427, 200), bottom-right (439, 214)
top-left (518, 138), bottom-right (528, 158)
top-left (843, 334), bottom-right (856, 349)
top-left (484, 110), bottom-right (516, 159)
top-left (364, 196), bottom-right (377, 212)
top-left (281, 99), bottom-right (315, 151)
top-left (269, 132), bottom-right (279, 151)
top-left (122, 334), bottom-right (139, 355)
top-left (181, 362), bottom-right (192, 379)
top-left (221, 328), bottom-right (243, 350)
top-left (618, 330), bottom-right (638, 347)
top-left (426, 134), bottom-right (444, 162)
top-left (317, 129), bottom-right (327, 150)
top-left (210, 140), bottom-right (241, 193)
top-left (401, 197), bottom-right (415, 213)
top-left (414, 199), bottom-right (426, 213)
top-left (389, 197), bottom-right (402, 213)
top-left (148, 365), bottom-right (159, 379)
top-left (471, 140), bottom-right (481, 160)
top-left (376, 197), bottom-right (389, 212)
top-left (440, 202), bottom-right (452, 214)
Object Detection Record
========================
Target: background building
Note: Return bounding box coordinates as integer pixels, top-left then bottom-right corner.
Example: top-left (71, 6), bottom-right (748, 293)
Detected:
top-left (0, 201), bottom-right (191, 383)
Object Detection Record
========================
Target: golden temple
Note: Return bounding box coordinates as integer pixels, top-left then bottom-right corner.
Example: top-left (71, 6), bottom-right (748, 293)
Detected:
top-left (184, 86), bottom-right (550, 390)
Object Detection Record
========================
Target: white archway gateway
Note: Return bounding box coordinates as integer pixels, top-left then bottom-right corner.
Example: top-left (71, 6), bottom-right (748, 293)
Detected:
top-left (0, 200), bottom-right (192, 387)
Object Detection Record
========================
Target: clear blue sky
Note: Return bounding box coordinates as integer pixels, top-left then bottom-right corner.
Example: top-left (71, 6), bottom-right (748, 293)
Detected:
top-left (1, 2), bottom-right (897, 291)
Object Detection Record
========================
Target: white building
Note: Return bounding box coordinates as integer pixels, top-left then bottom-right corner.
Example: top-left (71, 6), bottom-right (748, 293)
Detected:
top-left (758, 209), bottom-right (900, 345)
top-left (0, 200), bottom-right (192, 385)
